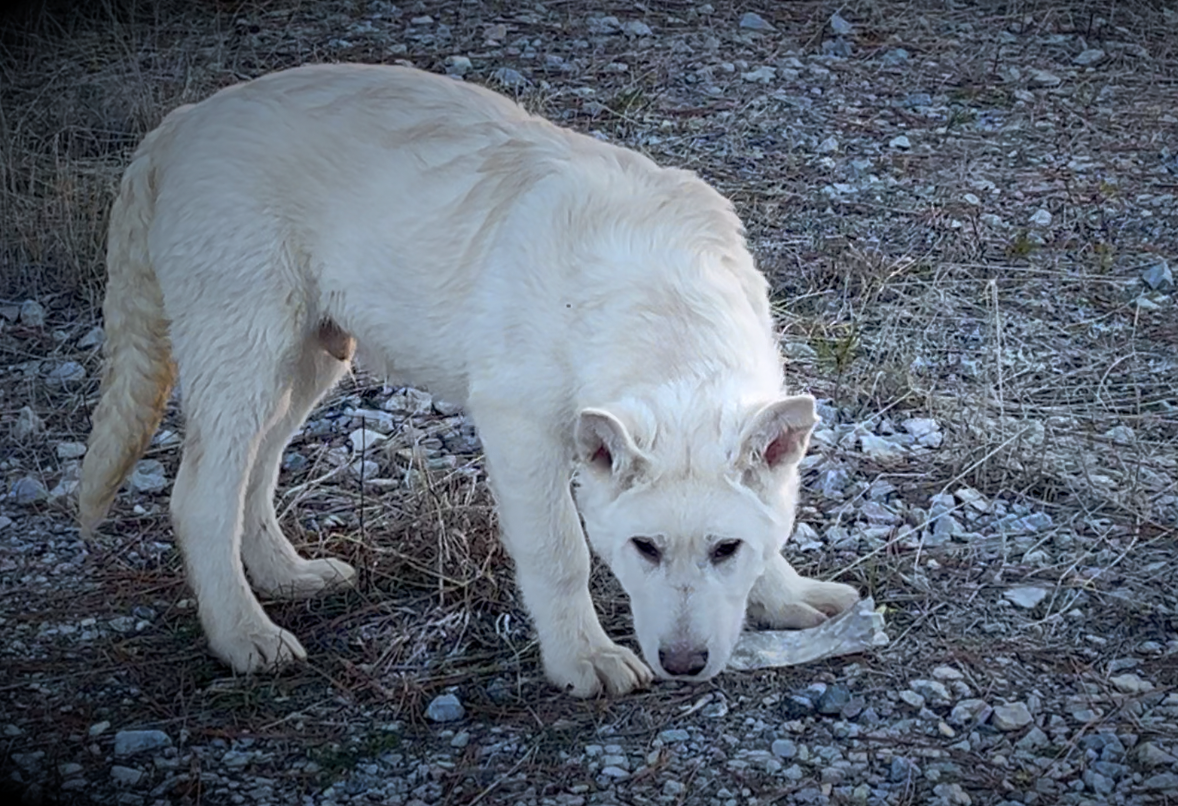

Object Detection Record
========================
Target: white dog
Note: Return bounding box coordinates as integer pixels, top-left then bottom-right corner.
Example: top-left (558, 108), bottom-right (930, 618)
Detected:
top-left (78, 64), bottom-right (859, 697)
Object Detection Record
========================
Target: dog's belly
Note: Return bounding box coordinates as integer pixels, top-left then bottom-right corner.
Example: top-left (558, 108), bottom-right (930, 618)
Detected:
top-left (352, 340), bottom-right (469, 407)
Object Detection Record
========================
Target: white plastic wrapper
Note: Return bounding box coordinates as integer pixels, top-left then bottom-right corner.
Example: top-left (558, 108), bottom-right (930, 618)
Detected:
top-left (727, 597), bottom-right (889, 671)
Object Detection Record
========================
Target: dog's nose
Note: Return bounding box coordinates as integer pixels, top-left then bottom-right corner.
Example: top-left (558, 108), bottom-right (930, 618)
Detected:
top-left (659, 646), bottom-right (709, 677)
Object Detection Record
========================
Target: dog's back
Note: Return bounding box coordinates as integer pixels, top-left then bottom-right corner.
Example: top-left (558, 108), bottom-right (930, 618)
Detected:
top-left (134, 64), bottom-right (779, 414)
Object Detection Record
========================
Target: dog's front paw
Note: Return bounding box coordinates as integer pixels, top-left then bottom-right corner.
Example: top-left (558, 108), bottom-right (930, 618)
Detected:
top-left (799, 578), bottom-right (861, 618)
top-left (545, 639), bottom-right (653, 698)
top-left (748, 573), bottom-right (861, 630)
top-left (254, 557), bottom-right (357, 600)
top-left (207, 619), bottom-right (307, 673)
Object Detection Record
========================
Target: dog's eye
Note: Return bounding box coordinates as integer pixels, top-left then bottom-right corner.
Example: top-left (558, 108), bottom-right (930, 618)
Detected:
top-left (631, 537), bottom-right (662, 563)
top-left (710, 540), bottom-right (742, 563)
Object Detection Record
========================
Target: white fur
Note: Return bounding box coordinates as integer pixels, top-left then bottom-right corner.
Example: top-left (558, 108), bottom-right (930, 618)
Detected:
top-left (79, 64), bottom-right (859, 696)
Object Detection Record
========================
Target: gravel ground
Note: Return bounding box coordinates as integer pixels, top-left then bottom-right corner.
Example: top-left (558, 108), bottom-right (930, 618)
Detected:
top-left (1, 1), bottom-right (1176, 805)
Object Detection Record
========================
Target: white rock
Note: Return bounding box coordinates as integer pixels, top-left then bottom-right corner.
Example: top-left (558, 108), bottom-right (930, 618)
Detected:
top-left (932, 665), bottom-right (964, 681)
top-left (585, 15), bottom-right (619, 34)
top-left (963, 192), bottom-right (980, 206)
top-left (1109, 673), bottom-right (1154, 694)
top-left (1003, 586), bottom-right (1049, 609)
top-left (739, 11), bottom-right (774, 30)
top-left (491, 67), bottom-right (527, 87)
top-left (1029, 69), bottom-right (1061, 87)
top-left (889, 134), bottom-right (911, 149)
top-left (791, 522), bottom-right (822, 551)
top-left (954, 487), bottom-right (988, 512)
top-left (933, 514), bottom-right (962, 538)
top-left (861, 501), bottom-right (900, 524)
top-left (348, 427), bottom-right (388, 453)
top-left (829, 13), bottom-right (853, 35)
top-left (910, 678), bottom-right (952, 704)
top-left (220, 749), bottom-right (253, 767)
top-left (782, 341), bottom-right (818, 360)
top-left (741, 66), bottom-right (776, 83)
top-left (383, 388), bottom-right (434, 416)
top-left (816, 135), bottom-right (839, 153)
top-left (1073, 49), bottom-right (1105, 66)
top-left (8, 476), bottom-right (48, 505)
top-left (56, 441), bottom-right (87, 459)
top-left (110, 765), bottom-right (143, 786)
top-left (128, 460), bottom-right (167, 493)
top-left (344, 407), bottom-right (398, 432)
top-left (1142, 260), bottom-right (1172, 290)
top-left (859, 434), bottom-right (905, 460)
top-left (45, 361), bottom-right (87, 388)
top-left (152, 429), bottom-right (181, 447)
top-left (49, 461), bottom-right (82, 499)
top-left (19, 300), bottom-right (46, 327)
top-left (1136, 742), bottom-right (1178, 767)
top-left (433, 399), bottom-right (463, 416)
top-left (113, 729), bottom-right (172, 756)
top-left (347, 458), bottom-right (380, 480)
top-left (949, 699), bottom-right (991, 727)
top-left (12, 406), bottom-right (45, 440)
top-left (899, 690), bottom-right (925, 708)
top-left (444, 55), bottom-right (472, 75)
top-left (991, 702), bottom-right (1034, 731)
top-left (426, 693), bottom-right (465, 722)
top-left (1030, 208), bottom-right (1053, 227)
top-left (622, 20), bottom-right (652, 37)
top-left (901, 418), bottom-right (942, 447)
top-left (77, 325), bottom-right (105, 349)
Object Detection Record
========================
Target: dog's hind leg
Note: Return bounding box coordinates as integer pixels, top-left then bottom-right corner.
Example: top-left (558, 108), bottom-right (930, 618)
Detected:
top-left (168, 309), bottom-right (312, 674)
top-left (747, 551), bottom-right (861, 629)
top-left (241, 323), bottom-right (357, 599)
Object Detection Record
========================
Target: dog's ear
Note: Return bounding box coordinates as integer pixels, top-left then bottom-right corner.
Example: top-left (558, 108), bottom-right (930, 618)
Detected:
top-left (575, 408), bottom-right (647, 486)
top-left (738, 395), bottom-right (819, 475)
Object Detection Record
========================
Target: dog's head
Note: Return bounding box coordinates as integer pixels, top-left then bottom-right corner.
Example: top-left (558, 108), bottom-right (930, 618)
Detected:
top-left (573, 394), bottom-right (817, 681)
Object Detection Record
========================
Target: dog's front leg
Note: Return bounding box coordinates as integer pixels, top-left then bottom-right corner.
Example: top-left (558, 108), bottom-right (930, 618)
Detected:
top-left (747, 551), bottom-right (861, 629)
top-left (474, 413), bottom-right (653, 697)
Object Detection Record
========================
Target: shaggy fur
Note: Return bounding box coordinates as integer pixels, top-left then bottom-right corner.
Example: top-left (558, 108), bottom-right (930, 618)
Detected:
top-left (78, 64), bottom-right (859, 697)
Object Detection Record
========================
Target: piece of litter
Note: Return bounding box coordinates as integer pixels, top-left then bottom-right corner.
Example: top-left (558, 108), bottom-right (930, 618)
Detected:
top-left (728, 597), bottom-right (888, 670)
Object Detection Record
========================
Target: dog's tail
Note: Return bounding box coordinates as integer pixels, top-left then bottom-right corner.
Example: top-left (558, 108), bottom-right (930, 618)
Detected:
top-left (78, 126), bottom-right (178, 537)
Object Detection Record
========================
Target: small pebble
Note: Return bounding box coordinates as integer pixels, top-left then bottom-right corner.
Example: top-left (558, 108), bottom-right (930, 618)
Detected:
top-left (739, 11), bottom-right (774, 31)
top-left (20, 300), bottom-right (46, 327)
top-left (991, 702), bottom-right (1034, 731)
top-left (114, 729), bottom-right (172, 757)
top-left (426, 693), bottom-right (465, 722)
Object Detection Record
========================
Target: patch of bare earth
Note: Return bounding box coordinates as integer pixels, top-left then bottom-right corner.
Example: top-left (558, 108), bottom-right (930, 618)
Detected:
top-left (1, 1), bottom-right (1176, 805)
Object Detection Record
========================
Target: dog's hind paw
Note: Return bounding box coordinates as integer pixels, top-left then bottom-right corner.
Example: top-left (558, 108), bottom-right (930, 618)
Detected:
top-left (253, 558), bottom-right (357, 600)
top-left (546, 640), bottom-right (653, 698)
top-left (208, 621), bottom-right (307, 674)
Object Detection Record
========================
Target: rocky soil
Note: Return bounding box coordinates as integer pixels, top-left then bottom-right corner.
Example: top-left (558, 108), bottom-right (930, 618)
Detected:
top-left (1, 1), bottom-right (1176, 805)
